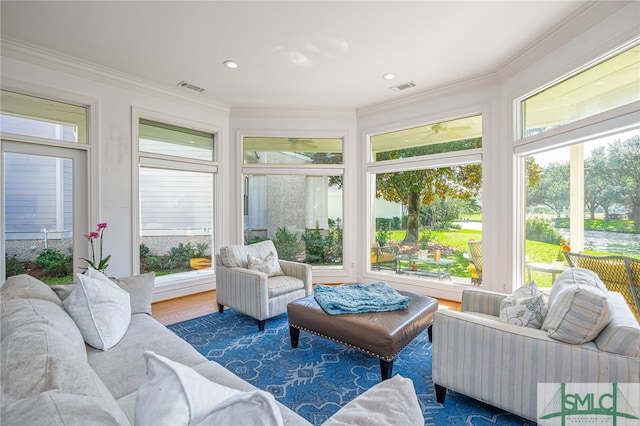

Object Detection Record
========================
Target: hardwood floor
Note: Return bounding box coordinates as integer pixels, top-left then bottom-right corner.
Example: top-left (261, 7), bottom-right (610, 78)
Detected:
top-left (152, 289), bottom-right (461, 326)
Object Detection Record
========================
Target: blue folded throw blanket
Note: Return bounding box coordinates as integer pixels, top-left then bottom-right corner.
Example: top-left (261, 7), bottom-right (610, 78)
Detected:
top-left (314, 282), bottom-right (412, 315)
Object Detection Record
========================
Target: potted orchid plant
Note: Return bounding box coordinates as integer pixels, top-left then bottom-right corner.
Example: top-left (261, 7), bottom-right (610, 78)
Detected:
top-left (82, 222), bottom-right (111, 273)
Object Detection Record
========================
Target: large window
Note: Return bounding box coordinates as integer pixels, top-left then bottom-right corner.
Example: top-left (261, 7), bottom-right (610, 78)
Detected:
top-left (137, 118), bottom-right (216, 284)
top-left (518, 42), bottom-right (640, 288)
top-left (242, 136), bottom-right (344, 269)
top-left (368, 115), bottom-right (483, 285)
top-left (522, 44), bottom-right (639, 137)
top-left (2, 91), bottom-right (89, 282)
top-left (522, 130), bottom-right (639, 288)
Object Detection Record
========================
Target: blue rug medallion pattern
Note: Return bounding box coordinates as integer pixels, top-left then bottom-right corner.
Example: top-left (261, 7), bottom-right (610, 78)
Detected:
top-left (168, 309), bottom-right (534, 425)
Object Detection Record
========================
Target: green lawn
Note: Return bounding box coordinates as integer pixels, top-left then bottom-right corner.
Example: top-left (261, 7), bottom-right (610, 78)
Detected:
top-left (387, 227), bottom-right (637, 288)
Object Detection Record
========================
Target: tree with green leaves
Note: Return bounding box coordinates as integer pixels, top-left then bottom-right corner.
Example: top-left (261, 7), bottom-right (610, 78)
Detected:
top-left (527, 162), bottom-right (570, 217)
top-left (585, 145), bottom-right (623, 220)
top-left (608, 135), bottom-right (640, 228)
top-left (374, 138), bottom-right (483, 243)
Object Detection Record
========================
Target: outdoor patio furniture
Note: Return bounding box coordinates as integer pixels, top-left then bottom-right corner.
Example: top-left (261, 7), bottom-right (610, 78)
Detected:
top-left (564, 252), bottom-right (640, 322)
top-left (466, 240), bottom-right (482, 285)
top-left (371, 242), bottom-right (399, 271)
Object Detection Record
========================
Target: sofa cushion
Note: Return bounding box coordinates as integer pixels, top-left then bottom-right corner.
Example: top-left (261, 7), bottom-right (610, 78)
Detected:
top-left (63, 271), bottom-right (131, 350)
top-left (1, 274), bottom-right (64, 307)
top-left (1, 297), bottom-right (88, 361)
top-left (87, 313), bottom-right (208, 400)
top-left (0, 319), bottom-right (129, 424)
top-left (322, 375), bottom-right (423, 426)
top-left (499, 281), bottom-right (547, 329)
top-left (220, 240), bottom-right (279, 268)
top-left (543, 268), bottom-right (612, 344)
top-left (595, 292), bottom-right (640, 357)
top-left (2, 391), bottom-right (129, 426)
top-left (1, 275), bottom-right (87, 359)
top-left (268, 275), bottom-right (305, 298)
top-left (247, 252), bottom-right (284, 277)
top-left (135, 351), bottom-right (284, 426)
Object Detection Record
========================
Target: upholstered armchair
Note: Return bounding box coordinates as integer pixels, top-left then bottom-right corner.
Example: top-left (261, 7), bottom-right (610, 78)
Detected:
top-left (433, 276), bottom-right (640, 421)
top-left (216, 240), bottom-right (312, 331)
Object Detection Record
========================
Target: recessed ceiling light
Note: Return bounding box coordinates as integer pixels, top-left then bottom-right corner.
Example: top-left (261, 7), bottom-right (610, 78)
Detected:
top-left (223, 60), bottom-right (239, 69)
top-left (382, 73), bottom-right (396, 80)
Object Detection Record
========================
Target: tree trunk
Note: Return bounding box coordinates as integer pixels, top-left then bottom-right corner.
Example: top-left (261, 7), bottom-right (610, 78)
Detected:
top-left (403, 192), bottom-right (420, 243)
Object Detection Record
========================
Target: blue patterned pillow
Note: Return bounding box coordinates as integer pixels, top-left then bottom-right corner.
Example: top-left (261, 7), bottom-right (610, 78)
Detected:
top-left (499, 281), bottom-right (547, 329)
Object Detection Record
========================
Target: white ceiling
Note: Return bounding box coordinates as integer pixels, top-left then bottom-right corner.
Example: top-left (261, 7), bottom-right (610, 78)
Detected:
top-left (1, 1), bottom-right (596, 111)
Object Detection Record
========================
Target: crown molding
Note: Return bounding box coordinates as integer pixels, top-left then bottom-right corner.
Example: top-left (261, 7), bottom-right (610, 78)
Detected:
top-left (1, 37), bottom-right (230, 114)
top-left (497, 1), bottom-right (635, 82)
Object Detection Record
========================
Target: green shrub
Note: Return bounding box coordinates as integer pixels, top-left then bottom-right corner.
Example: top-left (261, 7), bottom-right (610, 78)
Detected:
top-left (375, 229), bottom-right (390, 246)
top-left (5, 253), bottom-right (26, 277)
top-left (140, 243), bottom-right (150, 258)
top-left (324, 226), bottom-right (343, 263)
top-left (35, 248), bottom-right (71, 277)
top-left (168, 243), bottom-right (193, 269)
top-left (302, 223), bottom-right (328, 264)
top-left (526, 217), bottom-right (562, 244)
top-left (274, 226), bottom-right (304, 261)
top-left (248, 235), bottom-right (269, 244)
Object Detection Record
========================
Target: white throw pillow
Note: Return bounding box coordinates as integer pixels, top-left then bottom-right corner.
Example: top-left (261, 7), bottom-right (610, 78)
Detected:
top-left (322, 375), bottom-right (423, 426)
top-left (543, 267), bottom-right (612, 344)
top-left (112, 272), bottom-right (155, 315)
top-left (135, 351), bottom-right (284, 426)
top-left (499, 281), bottom-right (547, 329)
top-left (247, 252), bottom-right (283, 277)
top-left (63, 268), bottom-right (131, 350)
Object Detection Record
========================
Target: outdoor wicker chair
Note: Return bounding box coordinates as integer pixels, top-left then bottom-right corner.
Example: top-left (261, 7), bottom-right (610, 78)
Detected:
top-left (564, 252), bottom-right (640, 322)
top-left (466, 240), bottom-right (483, 285)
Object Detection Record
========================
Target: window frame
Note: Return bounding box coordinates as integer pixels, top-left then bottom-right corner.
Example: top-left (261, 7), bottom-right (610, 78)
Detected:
top-left (513, 39), bottom-right (640, 284)
top-left (132, 108), bottom-right (220, 290)
top-left (239, 130), bottom-right (347, 275)
top-left (364, 113), bottom-right (484, 287)
top-left (0, 85), bottom-right (95, 281)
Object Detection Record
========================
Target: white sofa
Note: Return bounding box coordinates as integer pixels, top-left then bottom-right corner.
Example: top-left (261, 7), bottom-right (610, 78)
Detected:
top-left (1, 274), bottom-right (423, 425)
top-left (432, 279), bottom-right (640, 421)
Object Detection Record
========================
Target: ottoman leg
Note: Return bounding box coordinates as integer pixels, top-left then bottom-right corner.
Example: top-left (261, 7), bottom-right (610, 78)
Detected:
top-left (289, 326), bottom-right (300, 348)
top-left (380, 359), bottom-right (393, 380)
top-left (428, 324), bottom-right (433, 342)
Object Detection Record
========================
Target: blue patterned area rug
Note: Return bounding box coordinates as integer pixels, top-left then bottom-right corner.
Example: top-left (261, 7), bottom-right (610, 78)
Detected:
top-left (168, 309), bottom-right (534, 426)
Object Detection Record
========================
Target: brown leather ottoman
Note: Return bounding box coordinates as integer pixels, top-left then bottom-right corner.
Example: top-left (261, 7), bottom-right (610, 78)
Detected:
top-left (287, 290), bottom-right (438, 380)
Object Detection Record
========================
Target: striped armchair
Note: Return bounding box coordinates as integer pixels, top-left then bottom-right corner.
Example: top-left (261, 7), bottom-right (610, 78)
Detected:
top-left (216, 240), bottom-right (312, 331)
top-left (432, 287), bottom-right (640, 421)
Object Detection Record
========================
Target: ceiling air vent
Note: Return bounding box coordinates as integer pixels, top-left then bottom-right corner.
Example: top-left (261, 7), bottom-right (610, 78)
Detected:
top-left (389, 81), bottom-right (416, 92)
top-left (177, 81), bottom-right (205, 93)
